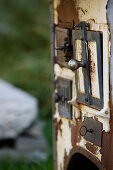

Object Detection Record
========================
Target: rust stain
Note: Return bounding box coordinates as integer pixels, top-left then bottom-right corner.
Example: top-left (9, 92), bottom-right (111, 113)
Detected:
top-left (64, 149), bottom-right (68, 170)
top-left (53, 118), bottom-right (58, 141)
top-left (90, 60), bottom-right (95, 74)
top-left (57, 118), bottom-right (63, 137)
top-left (53, 117), bottom-right (63, 142)
top-left (108, 100), bottom-right (110, 109)
top-left (57, 0), bottom-right (79, 29)
top-left (58, 119), bottom-right (63, 135)
top-left (85, 143), bottom-right (97, 155)
top-left (88, 47), bottom-right (95, 74)
top-left (69, 120), bottom-right (82, 147)
top-left (53, 117), bottom-right (58, 170)
top-left (101, 81), bottom-right (113, 170)
top-left (94, 116), bottom-right (98, 121)
top-left (101, 130), bottom-right (113, 170)
top-left (77, 7), bottom-right (88, 15)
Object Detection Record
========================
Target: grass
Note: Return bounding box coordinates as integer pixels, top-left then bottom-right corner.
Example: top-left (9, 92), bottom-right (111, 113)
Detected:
top-left (0, 156), bottom-right (53, 170)
top-left (0, 0), bottom-right (53, 169)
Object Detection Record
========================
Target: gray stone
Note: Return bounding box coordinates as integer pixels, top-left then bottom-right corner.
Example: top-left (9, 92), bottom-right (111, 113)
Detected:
top-left (0, 79), bottom-right (38, 139)
top-left (25, 121), bottom-right (45, 138)
top-left (0, 134), bottom-right (48, 161)
top-left (16, 136), bottom-right (47, 151)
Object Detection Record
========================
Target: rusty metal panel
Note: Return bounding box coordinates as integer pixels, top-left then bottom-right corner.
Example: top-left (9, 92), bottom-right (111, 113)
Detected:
top-left (55, 27), bottom-right (73, 67)
top-left (79, 117), bottom-right (103, 146)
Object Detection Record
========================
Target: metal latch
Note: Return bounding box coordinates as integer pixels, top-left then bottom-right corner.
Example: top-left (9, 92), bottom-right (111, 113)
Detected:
top-left (55, 77), bottom-right (72, 119)
top-left (55, 36), bottom-right (72, 60)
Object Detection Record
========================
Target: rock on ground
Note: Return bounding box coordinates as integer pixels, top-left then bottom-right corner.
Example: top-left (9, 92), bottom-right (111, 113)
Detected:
top-left (0, 79), bottom-right (38, 139)
top-left (0, 121), bottom-right (48, 161)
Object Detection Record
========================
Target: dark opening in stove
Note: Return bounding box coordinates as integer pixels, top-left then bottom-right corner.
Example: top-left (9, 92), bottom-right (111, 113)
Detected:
top-left (67, 153), bottom-right (99, 170)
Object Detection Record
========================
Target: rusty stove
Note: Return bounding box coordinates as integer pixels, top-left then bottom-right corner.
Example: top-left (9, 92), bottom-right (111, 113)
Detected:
top-left (50, 0), bottom-right (113, 169)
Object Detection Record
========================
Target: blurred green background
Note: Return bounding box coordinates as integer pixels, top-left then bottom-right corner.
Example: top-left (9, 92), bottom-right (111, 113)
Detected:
top-left (0, 0), bottom-right (52, 169)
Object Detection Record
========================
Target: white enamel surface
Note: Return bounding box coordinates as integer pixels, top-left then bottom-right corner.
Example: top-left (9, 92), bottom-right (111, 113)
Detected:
top-left (75, 0), bottom-right (108, 24)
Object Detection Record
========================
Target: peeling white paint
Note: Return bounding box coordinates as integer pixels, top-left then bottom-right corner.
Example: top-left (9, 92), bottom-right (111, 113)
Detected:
top-left (53, 0), bottom-right (60, 24)
top-left (53, 0), bottom-right (108, 26)
top-left (75, 0), bottom-right (108, 24)
top-left (77, 138), bottom-right (101, 161)
top-left (57, 118), bottom-right (72, 170)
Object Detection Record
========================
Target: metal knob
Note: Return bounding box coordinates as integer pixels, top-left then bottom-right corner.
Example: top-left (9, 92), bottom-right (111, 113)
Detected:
top-left (54, 93), bottom-right (68, 103)
top-left (54, 93), bottom-right (60, 103)
top-left (68, 59), bottom-right (86, 71)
